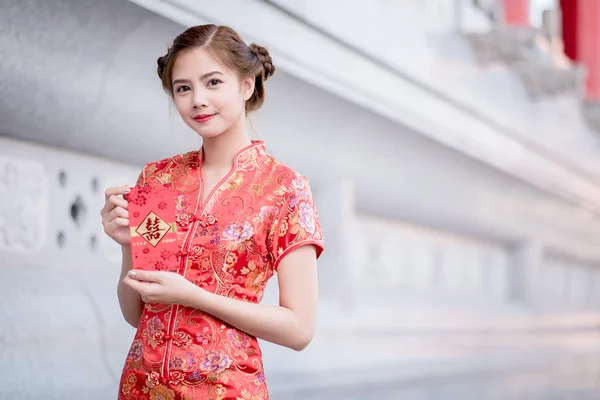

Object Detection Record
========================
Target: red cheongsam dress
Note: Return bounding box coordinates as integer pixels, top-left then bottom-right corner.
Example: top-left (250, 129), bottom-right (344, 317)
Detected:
top-left (118, 141), bottom-right (324, 400)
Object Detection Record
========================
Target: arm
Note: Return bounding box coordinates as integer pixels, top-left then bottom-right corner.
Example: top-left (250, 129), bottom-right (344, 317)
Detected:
top-left (185, 245), bottom-right (318, 351)
top-left (117, 246), bottom-right (144, 328)
top-left (101, 185), bottom-right (145, 329)
top-left (124, 173), bottom-right (323, 347)
top-left (127, 244), bottom-right (320, 351)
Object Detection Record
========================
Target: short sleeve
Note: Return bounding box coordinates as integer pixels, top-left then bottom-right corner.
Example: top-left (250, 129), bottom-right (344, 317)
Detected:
top-left (269, 174), bottom-right (324, 270)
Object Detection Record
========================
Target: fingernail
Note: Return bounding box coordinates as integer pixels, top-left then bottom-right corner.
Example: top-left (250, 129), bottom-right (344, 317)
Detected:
top-left (124, 188), bottom-right (131, 193)
top-left (128, 270), bottom-right (136, 277)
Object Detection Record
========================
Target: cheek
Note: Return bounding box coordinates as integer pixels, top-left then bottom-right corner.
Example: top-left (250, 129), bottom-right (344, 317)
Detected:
top-left (173, 97), bottom-right (190, 116)
top-left (216, 89), bottom-right (245, 117)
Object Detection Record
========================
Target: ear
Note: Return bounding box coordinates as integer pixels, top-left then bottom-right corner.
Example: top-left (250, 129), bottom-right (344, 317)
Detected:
top-left (241, 75), bottom-right (255, 101)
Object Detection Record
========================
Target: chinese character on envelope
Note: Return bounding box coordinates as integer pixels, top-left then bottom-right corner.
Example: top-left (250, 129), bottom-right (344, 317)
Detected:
top-left (126, 184), bottom-right (182, 272)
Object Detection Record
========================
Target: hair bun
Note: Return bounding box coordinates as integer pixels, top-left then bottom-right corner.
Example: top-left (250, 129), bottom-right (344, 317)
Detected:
top-left (157, 54), bottom-right (169, 79)
top-left (249, 43), bottom-right (275, 80)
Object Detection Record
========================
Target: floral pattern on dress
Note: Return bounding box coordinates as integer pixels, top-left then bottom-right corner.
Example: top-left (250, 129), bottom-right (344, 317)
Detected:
top-left (120, 141), bottom-right (324, 400)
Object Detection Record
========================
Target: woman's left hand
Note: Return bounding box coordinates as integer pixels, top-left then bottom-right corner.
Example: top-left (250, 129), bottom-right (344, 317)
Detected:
top-left (123, 270), bottom-right (200, 306)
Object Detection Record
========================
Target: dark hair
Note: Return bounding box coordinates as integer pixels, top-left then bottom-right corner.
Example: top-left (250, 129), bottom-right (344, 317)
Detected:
top-left (157, 24), bottom-right (276, 112)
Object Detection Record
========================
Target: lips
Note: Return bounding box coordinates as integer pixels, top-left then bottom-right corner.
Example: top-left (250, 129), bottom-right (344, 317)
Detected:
top-left (193, 114), bottom-right (215, 123)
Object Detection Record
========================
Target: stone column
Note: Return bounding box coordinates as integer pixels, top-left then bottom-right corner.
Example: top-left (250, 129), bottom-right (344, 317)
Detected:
top-left (313, 177), bottom-right (358, 312)
top-left (560, 0), bottom-right (578, 62)
top-left (574, 0), bottom-right (600, 130)
top-left (578, 0), bottom-right (600, 100)
top-left (509, 240), bottom-right (543, 306)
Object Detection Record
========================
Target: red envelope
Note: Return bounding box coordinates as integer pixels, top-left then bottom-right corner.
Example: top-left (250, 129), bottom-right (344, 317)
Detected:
top-left (126, 184), bottom-right (182, 272)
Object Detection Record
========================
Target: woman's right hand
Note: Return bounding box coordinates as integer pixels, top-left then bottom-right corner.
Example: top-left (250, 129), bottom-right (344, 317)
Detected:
top-left (101, 186), bottom-right (132, 247)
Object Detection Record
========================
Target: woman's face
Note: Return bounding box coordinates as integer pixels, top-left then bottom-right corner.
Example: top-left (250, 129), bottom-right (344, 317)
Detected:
top-left (170, 47), bottom-right (254, 139)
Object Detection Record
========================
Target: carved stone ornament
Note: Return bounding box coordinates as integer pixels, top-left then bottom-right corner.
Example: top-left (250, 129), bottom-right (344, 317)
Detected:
top-left (464, 25), bottom-right (538, 66)
top-left (464, 23), bottom-right (585, 100)
top-left (0, 157), bottom-right (48, 253)
top-left (511, 59), bottom-right (586, 100)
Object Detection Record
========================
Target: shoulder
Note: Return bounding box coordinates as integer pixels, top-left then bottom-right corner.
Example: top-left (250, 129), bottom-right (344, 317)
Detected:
top-left (138, 150), bottom-right (198, 184)
top-left (265, 155), bottom-right (309, 188)
top-left (263, 155), bottom-right (314, 203)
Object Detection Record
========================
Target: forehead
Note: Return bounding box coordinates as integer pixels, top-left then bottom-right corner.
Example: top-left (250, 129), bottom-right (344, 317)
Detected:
top-left (171, 47), bottom-right (233, 80)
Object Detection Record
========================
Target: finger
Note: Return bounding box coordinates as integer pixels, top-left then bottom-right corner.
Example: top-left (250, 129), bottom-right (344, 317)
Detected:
top-left (100, 198), bottom-right (115, 217)
top-left (102, 214), bottom-right (129, 231)
top-left (114, 217), bottom-right (129, 228)
top-left (102, 207), bottom-right (123, 225)
top-left (128, 270), bottom-right (157, 282)
top-left (124, 275), bottom-right (153, 288)
top-left (104, 218), bottom-right (129, 234)
top-left (128, 270), bottom-right (164, 283)
top-left (107, 195), bottom-right (129, 210)
top-left (124, 279), bottom-right (155, 303)
top-left (106, 206), bottom-right (129, 222)
top-left (104, 186), bottom-right (132, 201)
top-left (122, 276), bottom-right (145, 293)
top-left (100, 195), bottom-right (128, 218)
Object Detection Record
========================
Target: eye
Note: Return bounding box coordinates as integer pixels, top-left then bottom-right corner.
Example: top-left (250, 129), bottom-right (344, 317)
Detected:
top-left (175, 85), bottom-right (191, 93)
top-left (207, 79), bottom-right (222, 87)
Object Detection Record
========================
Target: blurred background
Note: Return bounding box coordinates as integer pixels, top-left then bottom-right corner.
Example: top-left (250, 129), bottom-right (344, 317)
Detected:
top-left (2, 0), bottom-right (600, 399)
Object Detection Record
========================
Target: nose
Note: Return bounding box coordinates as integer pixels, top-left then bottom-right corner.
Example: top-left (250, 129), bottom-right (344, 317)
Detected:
top-left (192, 88), bottom-right (208, 109)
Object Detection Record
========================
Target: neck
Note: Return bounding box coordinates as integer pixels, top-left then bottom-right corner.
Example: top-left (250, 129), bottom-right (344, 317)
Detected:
top-left (200, 117), bottom-right (252, 171)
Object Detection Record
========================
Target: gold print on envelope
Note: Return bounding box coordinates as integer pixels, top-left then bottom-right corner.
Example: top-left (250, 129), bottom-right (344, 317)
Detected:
top-left (135, 211), bottom-right (171, 247)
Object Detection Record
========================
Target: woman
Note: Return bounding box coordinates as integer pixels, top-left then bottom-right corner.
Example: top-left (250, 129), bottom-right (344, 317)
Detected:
top-left (100, 24), bottom-right (324, 400)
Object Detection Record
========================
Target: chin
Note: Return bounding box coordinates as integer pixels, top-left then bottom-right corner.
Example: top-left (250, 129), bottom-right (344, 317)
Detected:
top-left (187, 121), bottom-right (227, 140)
top-left (198, 132), bottom-right (226, 140)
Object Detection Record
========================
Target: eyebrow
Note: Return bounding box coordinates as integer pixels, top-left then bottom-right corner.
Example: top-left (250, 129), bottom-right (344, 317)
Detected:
top-left (172, 71), bottom-right (224, 86)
